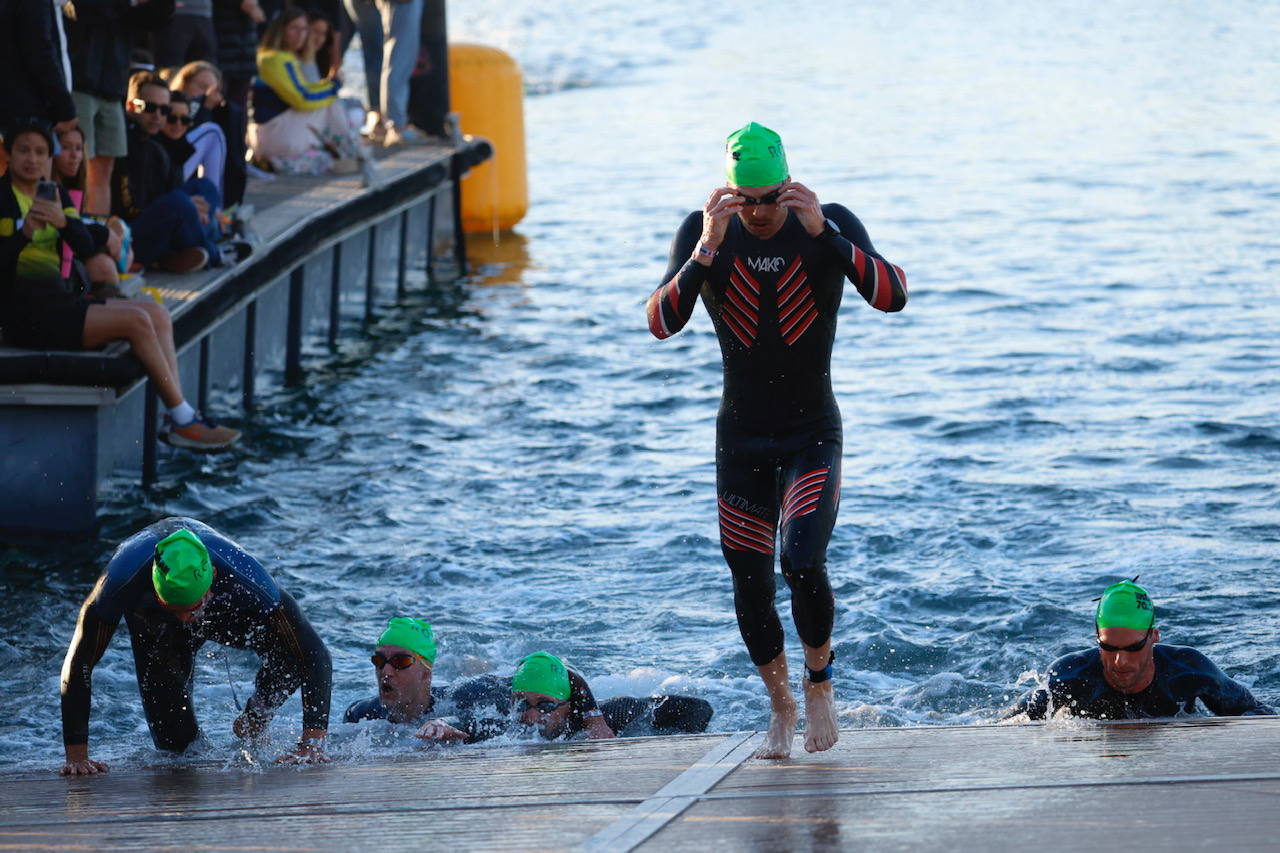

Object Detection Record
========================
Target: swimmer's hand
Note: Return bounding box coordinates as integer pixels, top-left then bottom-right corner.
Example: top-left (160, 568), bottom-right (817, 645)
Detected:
top-left (777, 181), bottom-right (825, 237)
top-left (60, 744), bottom-right (109, 776)
top-left (276, 730), bottom-right (329, 765)
top-left (584, 716), bottom-right (615, 740)
top-left (696, 187), bottom-right (745, 261)
top-left (773, 180), bottom-right (824, 235)
top-left (232, 702), bottom-right (273, 740)
top-left (414, 719), bottom-right (469, 742)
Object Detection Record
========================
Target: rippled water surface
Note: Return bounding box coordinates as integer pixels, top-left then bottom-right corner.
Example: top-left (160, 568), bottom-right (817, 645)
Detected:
top-left (2, 0), bottom-right (1279, 771)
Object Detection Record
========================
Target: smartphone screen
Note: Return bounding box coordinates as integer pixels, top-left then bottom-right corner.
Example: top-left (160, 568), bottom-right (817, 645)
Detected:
top-left (35, 181), bottom-right (59, 202)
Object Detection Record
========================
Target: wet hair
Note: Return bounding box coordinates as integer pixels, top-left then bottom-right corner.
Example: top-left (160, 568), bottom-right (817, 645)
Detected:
top-left (259, 8), bottom-right (309, 53)
top-left (127, 70), bottom-right (170, 105)
top-left (1, 116), bottom-right (54, 156)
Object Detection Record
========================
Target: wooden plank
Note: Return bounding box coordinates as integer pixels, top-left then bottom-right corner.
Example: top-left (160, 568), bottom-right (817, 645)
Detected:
top-left (0, 736), bottom-right (716, 852)
top-left (3, 721), bottom-right (1278, 851)
top-left (582, 732), bottom-right (762, 853)
top-left (646, 717), bottom-right (1280, 852)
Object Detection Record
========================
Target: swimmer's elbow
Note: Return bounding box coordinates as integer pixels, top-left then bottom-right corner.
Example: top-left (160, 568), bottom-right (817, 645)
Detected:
top-left (646, 290), bottom-right (681, 339)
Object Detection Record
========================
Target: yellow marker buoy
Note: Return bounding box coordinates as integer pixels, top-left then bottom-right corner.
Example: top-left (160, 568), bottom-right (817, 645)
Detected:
top-left (448, 43), bottom-right (528, 234)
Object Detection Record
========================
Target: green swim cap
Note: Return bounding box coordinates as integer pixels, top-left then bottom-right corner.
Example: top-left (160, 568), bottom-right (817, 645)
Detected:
top-left (151, 529), bottom-right (213, 606)
top-left (512, 651), bottom-right (570, 701)
top-left (1095, 580), bottom-right (1156, 631)
top-left (377, 617), bottom-right (437, 664)
top-left (725, 122), bottom-right (788, 187)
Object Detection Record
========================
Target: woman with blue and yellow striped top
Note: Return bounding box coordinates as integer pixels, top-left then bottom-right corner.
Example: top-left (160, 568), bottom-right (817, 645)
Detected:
top-left (247, 9), bottom-right (372, 180)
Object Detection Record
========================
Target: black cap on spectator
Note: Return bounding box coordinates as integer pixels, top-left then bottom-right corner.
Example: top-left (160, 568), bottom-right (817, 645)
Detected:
top-left (2, 116), bottom-right (55, 154)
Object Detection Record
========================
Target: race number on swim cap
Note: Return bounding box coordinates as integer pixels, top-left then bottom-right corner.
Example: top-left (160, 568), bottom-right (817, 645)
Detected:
top-left (151, 528), bottom-right (214, 606)
top-left (512, 651), bottom-right (571, 700)
top-left (378, 617), bottom-right (437, 663)
top-left (1095, 580), bottom-right (1155, 631)
top-left (725, 122), bottom-right (788, 187)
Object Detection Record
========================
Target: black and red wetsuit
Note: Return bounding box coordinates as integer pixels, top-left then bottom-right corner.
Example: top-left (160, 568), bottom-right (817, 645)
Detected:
top-left (648, 203), bottom-right (907, 665)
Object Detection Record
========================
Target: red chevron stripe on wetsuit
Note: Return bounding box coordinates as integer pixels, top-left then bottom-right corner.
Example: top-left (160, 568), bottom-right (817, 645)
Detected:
top-left (781, 467), bottom-right (830, 528)
top-left (718, 497), bottom-right (775, 555)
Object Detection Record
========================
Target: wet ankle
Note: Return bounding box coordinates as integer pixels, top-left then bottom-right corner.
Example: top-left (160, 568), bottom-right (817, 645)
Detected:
top-left (805, 651), bottom-right (835, 684)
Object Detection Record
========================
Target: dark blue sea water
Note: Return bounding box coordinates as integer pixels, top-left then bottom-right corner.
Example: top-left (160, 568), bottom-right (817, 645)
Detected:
top-left (1, 0), bottom-right (1278, 771)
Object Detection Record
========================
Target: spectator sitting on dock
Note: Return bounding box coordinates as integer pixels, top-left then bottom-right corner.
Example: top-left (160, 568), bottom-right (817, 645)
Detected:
top-left (51, 123), bottom-right (135, 298)
top-left (158, 90), bottom-right (227, 205)
top-left (58, 518), bottom-right (332, 775)
top-left (300, 11), bottom-right (341, 84)
top-left (1004, 579), bottom-right (1275, 721)
top-left (113, 71), bottom-right (224, 273)
top-left (247, 8), bottom-right (374, 182)
top-left (171, 60), bottom-right (249, 209)
top-left (1, 117), bottom-right (237, 451)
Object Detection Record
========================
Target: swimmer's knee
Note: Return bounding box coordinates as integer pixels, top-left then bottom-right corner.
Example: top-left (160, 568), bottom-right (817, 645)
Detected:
top-left (780, 556), bottom-right (829, 588)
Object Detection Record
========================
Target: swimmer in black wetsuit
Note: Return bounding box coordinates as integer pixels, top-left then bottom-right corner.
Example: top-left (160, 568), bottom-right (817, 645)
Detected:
top-left (453, 652), bottom-right (712, 742)
top-left (343, 617), bottom-right (468, 742)
top-left (58, 518), bottom-right (333, 775)
top-left (647, 123), bottom-right (908, 758)
top-left (1004, 580), bottom-right (1274, 721)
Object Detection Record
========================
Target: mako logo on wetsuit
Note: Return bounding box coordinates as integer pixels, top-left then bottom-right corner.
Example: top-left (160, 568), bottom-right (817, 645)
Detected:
top-left (746, 256), bottom-right (787, 273)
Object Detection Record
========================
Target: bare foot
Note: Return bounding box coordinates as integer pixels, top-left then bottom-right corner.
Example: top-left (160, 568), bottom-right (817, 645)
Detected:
top-left (753, 694), bottom-right (798, 759)
top-left (803, 680), bottom-right (839, 753)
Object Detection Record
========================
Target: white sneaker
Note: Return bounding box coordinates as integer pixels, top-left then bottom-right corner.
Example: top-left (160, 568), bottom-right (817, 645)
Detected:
top-left (384, 125), bottom-right (428, 147)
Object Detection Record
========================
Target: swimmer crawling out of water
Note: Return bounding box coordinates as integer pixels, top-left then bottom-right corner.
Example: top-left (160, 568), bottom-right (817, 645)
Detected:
top-left (58, 519), bottom-right (333, 775)
top-left (648, 122), bottom-right (908, 758)
top-left (1004, 580), bottom-right (1274, 721)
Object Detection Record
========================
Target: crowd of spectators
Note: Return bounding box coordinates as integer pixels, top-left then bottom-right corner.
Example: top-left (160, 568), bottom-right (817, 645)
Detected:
top-left (0, 0), bottom-right (440, 452)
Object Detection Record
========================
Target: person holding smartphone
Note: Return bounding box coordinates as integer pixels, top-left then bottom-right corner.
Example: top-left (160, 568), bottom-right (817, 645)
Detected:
top-left (647, 123), bottom-right (909, 759)
top-left (1, 117), bottom-right (239, 451)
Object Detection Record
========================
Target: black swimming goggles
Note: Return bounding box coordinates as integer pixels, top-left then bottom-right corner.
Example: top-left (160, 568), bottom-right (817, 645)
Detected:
top-left (515, 698), bottom-right (567, 714)
top-left (1097, 625), bottom-right (1154, 653)
top-left (736, 188), bottom-right (784, 207)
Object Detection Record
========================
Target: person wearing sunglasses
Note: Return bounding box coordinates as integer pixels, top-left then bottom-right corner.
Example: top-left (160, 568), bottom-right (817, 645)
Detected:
top-left (58, 518), bottom-right (334, 776)
top-left (112, 71), bottom-right (225, 276)
top-left (156, 90), bottom-right (227, 206)
top-left (343, 618), bottom-right (469, 741)
top-left (1004, 580), bottom-right (1273, 721)
top-left (647, 123), bottom-right (909, 760)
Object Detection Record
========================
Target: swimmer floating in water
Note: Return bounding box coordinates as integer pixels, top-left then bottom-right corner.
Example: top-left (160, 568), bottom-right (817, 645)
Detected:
top-left (450, 652), bottom-right (713, 743)
top-left (1004, 579), bottom-right (1274, 720)
top-left (647, 122), bottom-right (908, 758)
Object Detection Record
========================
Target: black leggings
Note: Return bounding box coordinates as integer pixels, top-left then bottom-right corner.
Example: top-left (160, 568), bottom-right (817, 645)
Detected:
top-left (716, 438), bottom-right (841, 665)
